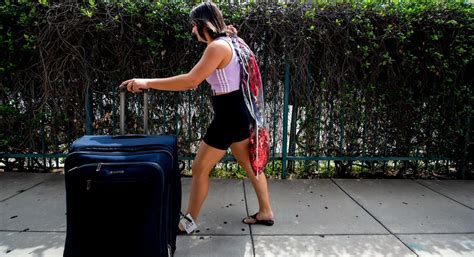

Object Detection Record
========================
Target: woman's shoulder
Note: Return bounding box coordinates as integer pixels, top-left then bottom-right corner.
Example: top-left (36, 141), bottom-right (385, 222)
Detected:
top-left (208, 37), bottom-right (232, 50)
top-left (210, 36), bottom-right (230, 44)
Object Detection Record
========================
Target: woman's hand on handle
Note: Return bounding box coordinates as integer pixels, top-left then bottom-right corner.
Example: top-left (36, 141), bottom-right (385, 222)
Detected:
top-left (119, 79), bottom-right (150, 93)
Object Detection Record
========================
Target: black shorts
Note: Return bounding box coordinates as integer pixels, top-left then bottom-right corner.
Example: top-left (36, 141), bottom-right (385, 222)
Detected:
top-left (203, 89), bottom-right (252, 150)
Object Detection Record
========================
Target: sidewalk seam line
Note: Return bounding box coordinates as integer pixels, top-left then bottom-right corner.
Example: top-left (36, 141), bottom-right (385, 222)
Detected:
top-left (249, 233), bottom-right (391, 236)
top-left (0, 181), bottom-right (44, 203)
top-left (249, 232), bottom-right (474, 236)
top-left (0, 230), bottom-right (66, 233)
top-left (330, 179), bottom-right (419, 257)
top-left (411, 179), bottom-right (474, 210)
top-left (243, 179), bottom-right (256, 257)
top-left (397, 232), bottom-right (474, 235)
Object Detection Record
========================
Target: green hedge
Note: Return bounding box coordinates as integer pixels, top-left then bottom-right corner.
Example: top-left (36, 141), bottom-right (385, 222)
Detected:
top-left (0, 1), bottom-right (473, 177)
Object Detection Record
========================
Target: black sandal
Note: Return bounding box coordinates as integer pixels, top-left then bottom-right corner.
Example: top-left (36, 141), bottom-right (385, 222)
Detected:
top-left (242, 213), bottom-right (274, 226)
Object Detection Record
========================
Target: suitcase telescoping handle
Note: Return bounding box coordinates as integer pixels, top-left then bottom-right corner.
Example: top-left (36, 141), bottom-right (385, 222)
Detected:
top-left (119, 87), bottom-right (149, 135)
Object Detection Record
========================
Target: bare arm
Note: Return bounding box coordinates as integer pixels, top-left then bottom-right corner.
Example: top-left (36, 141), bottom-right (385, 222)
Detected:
top-left (119, 41), bottom-right (228, 92)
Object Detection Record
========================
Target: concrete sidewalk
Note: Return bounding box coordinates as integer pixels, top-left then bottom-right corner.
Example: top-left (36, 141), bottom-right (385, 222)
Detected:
top-left (0, 172), bottom-right (473, 257)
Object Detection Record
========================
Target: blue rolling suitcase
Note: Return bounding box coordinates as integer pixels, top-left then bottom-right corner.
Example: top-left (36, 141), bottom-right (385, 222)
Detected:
top-left (64, 90), bottom-right (181, 257)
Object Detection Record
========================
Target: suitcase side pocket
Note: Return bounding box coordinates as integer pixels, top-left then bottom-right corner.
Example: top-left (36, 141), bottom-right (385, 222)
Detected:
top-left (65, 161), bottom-right (167, 257)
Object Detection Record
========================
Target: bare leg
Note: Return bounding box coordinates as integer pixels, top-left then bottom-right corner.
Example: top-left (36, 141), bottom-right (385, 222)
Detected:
top-left (230, 139), bottom-right (274, 222)
top-left (185, 141), bottom-right (226, 221)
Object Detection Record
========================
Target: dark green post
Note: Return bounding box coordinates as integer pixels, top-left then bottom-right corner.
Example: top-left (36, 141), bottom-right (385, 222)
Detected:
top-left (175, 93), bottom-right (179, 134)
top-left (85, 86), bottom-right (93, 135)
top-left (461, 115), bottom-right (471, 179)
top-left (112, 90), bottom-right (117, 134)
top-left (41, 113), bottom-right (46, 169)
top-left (282, 62), bottom-right (290, 179)
top-left (162, 96), bottom-right (167, 134)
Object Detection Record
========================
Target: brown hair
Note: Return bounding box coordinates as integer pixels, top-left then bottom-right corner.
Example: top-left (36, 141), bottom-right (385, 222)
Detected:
top-left (190, 2), bottom-right (227, 40)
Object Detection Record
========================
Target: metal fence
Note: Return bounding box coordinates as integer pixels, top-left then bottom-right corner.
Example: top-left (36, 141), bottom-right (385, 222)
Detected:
top-left (1, 61), bottom-right (472, 178)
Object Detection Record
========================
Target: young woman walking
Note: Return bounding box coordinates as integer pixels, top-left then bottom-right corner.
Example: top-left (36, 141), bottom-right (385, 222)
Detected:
top-left (119, 2), bottom-right (274, 233)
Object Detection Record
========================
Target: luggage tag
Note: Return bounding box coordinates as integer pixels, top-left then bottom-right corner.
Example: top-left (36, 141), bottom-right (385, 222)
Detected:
top-left (179, 213), bottom-right (197, 234)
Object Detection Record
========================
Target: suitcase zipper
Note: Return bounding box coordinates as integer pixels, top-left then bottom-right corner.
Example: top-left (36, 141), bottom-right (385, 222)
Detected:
top-left (67, 150), bottom-right (174, 172)
top-left (95, 162), bottom-right (161, 172)
top-left (68, 163), bottom-right (98, 173)
top-left (76, 145), bottom-right (172, 153)
top-left (69, 161), bottom-right (163, 174)
top-left (69, 162), bottom-right (163, 191)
